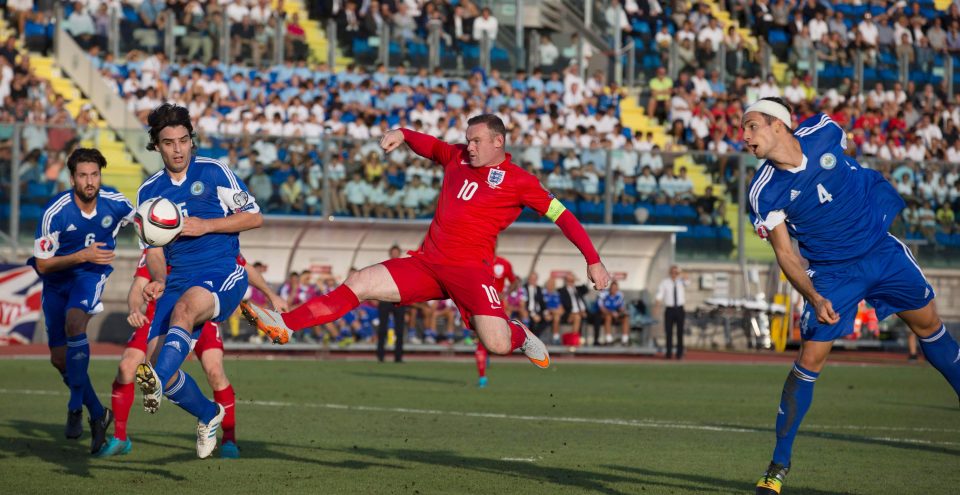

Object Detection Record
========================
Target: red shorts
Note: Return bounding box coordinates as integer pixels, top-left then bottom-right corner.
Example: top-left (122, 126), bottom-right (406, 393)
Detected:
top-left (126, 300), bottom-right (223, 358)
top-left (382, 255), bottom-right (507, 329)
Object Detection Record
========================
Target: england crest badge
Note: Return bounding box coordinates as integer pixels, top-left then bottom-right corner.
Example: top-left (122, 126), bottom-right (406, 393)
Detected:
top-left (487, 168), bottom-right (505, 188)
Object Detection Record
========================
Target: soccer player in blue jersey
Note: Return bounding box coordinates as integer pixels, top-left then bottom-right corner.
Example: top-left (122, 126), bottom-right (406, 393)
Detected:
top-left (742, 97), bottom-right (960, 494)
top-left (135, 103), bottom-right (262, 458)
top-left (30, 148), bottom-right (133, 454)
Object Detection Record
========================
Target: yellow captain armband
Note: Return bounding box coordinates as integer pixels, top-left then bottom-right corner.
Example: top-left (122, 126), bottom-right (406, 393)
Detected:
top-left (545, 198), bottom-right (567, 222)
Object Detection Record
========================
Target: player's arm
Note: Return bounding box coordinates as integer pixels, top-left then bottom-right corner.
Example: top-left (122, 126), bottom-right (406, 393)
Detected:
top-left (539, 194), bottom-right (611, 290)
top-left (127, 275), bottom-right (150, 328)
top-left (380, 128), bottom-right (460, 164)
top-left (244, 263), bottom-right (289, 312)
top-left (768, 224), bottom-right (839, 325)
top-left (181, 210), bottom-right (263, 237)
top-left (34, 242), bottom-right (115, 274)
top-left (143, 247), bottom-right (166, 301)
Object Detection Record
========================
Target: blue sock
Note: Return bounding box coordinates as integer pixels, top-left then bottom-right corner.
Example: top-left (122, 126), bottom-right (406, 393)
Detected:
top-left (772, 362), bottom-right (820, 466)
top-left (164, 370), bottom-right (219, 423)
top-left (82, 376), bottom-right (105, 420)
top-left (919, 325), bottom-right (960, 397)
top-left (154, 327), bottom-right (192, 388)
top-left (65, 334), bottom-right (91, 411)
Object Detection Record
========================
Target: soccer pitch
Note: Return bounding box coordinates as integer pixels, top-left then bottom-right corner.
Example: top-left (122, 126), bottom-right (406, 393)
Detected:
top-left (0, 357), bottom-right (956, 494)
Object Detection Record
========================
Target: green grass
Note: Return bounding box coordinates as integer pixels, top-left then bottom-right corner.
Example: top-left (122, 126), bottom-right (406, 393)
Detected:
top-left (0, 358), bottom-right (957, 494)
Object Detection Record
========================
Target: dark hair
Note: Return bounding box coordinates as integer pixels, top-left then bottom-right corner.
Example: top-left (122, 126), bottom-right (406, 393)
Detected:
top-left (146, 103), bottom-right (195, 151)
top-left (67, 148), bottom-right (107, 175)
top-left (467, 113), bottom-right (507, 138)
top-left (758, 96), bottom-right (794, 131)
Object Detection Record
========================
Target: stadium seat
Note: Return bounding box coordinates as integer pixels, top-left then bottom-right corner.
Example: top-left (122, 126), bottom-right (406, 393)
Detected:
top-left (768, 29), bottom-right (788, 46)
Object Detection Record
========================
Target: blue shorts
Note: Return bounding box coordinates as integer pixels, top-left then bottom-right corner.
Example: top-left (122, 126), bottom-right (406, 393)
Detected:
top-left (148, 262), bottom-right (248, 341)
top-left (801, 234), bottom-right (934, 341)
top-left (41, 272), bottom-right (108, 348)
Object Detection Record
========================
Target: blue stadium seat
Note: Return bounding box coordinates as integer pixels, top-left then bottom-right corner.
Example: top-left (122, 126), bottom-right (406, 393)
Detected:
top-left (352, 38), bottom-right (372, 56)
top-left (26, 181), bottom-right (54, 199)
top-left (643, 54), bottom-right (660, 69)
top-left (768, 29), bottom-right (788, 46)
top-left (21, 204), bottom-right (45, 221)
top-left (577, 200), bottom-right (604, 224)
top-left (878, 52), bottom-right (897, 65)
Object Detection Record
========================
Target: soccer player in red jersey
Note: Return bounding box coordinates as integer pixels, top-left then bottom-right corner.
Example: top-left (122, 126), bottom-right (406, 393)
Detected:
top-left (241, 114), bottom-right (611, 368)
top-left (96, 250), bottom-right (285, 458)
top-left (476, 252), bottom-right (519, 387)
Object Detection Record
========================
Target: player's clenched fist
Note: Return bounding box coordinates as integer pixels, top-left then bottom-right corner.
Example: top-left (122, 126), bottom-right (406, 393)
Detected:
top-left (143, 280), bottom-right (165, 301)
top-left (81, 242), bottom-right (115, 265)
top-left (379, 129), bottom-right (405, 153)
top-left (587, 262), bottom-right (611, 291)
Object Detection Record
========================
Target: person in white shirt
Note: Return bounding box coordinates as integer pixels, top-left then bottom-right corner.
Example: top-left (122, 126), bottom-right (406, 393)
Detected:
top-left (538, 34), bottom-right (560, 70)
top-left (635, 166), bottom-right (659, 200)
top-left (947, 141), bottom-right (960, 164)
top-left (640, 145), bottom-right (664, 175)
top-left (690, 68), bottom-right (713, 100)
top-left (473, 8), bottom-right (498, 45)
top-left (697, 17), bottom-right (724, 53)
top-left (783, 77), bottom-right (806, 105)
top-left (343, 172), bottom-right (371, 217)
top-left (654, 265), bottom-right (688, 359)
top-left (196, 107), bottom-right (221, 137)
top-left (808, 11), bottom-right (829, 43)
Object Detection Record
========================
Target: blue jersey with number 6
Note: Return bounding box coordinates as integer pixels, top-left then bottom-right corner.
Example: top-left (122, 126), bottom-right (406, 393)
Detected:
top-left (747, 113), bottom-right (904, 265)
top-left (137, 156), bottom-right (259, 271)
top-left (32, 187), bottom-right (133, 283)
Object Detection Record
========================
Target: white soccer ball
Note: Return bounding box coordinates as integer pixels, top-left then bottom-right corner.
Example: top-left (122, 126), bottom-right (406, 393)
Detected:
top-left (134, 197), bottom-right (183, 247)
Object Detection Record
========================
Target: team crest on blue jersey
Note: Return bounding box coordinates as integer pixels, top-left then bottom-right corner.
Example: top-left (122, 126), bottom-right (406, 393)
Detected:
top-left (819, 153), bottom-right (837, 170)
top-left (487, 168), bottom-right (506, 188)
top-left (191, 181), bottom-right (205, 195)
top-left (101, 216), bottom-right (113, 228)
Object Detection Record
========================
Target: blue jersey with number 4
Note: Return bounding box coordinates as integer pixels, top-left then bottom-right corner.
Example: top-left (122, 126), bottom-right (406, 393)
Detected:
top-left (137, 156), bottom-right (260, 271)
top-left (747, 113), bottom-right (904, 265)
top-left (32, 187), bottom-right (133, 282)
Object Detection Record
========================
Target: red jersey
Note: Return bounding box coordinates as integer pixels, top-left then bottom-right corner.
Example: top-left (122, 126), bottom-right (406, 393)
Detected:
top-left (491, 255), bottom-right (517, 293)
top-left (402, 130), bottom-right (555, 267)
top-left (135, 250), bottom-right (246, 280)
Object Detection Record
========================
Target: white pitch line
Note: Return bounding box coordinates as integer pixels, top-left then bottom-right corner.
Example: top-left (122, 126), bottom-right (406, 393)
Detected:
top-left (500, 457), bottom-right (538, 462)
top-left (2, 388), bottom-right (958, 448)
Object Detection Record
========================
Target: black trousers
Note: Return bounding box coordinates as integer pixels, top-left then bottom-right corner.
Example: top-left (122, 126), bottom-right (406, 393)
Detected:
top-left (377, 301), bottom-right (407, 362)
top-left (664, 307), bottom-right (685, 358)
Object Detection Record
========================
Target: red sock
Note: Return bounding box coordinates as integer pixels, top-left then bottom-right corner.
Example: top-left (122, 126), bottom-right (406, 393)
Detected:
top-left (509, 320), bottom-right (527, 351)
top-left (282, 285), bottom-right (360, 330)
top-left (213, 385), bottom-right (236, 443)
top-left (475, 343), bottom-right (489, 378)
top-left (111, 379), bottom-right (135, 441)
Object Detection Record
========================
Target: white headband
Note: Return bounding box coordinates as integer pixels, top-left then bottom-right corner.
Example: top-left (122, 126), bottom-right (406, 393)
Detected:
top-left (744, 100), bottom-right (792, 129)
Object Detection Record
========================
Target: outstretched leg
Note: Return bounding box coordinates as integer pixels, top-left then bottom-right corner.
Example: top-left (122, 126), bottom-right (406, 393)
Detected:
top-left (899, 301), bottom-right (960, 398)
top-left (242, 264), bottom-right (398, 343)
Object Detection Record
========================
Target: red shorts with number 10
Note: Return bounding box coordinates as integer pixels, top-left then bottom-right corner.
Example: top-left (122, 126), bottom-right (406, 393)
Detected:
top-left (382, 255), bottom-right (507, 329)
top-left (125, 299), bottom-right (223, 357)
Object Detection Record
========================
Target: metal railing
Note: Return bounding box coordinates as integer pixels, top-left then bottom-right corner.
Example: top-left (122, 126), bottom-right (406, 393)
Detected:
top-left (6, 126), bottom-right (959, 268)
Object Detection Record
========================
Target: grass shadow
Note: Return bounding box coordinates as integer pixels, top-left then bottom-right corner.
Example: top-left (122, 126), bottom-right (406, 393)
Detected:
top-left (605, 465), bottom-right (854, 495)
top-left (346, 371), bottom-right (465, 385)
top-left (314, 445), bottom-right (745, 494)
top-left (703, 422), bottom-right (960, 457)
